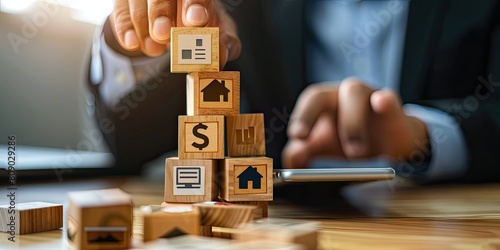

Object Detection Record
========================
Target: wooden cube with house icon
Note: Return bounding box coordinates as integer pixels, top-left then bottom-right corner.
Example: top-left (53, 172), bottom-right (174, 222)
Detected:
top-left (142, 204), bottom-right (201, 242)
top-left (67, 188), bottom-right (133, 250)
top-left (178, 115), bottom-right (225, 159)
top-left (226, 113), bottom-right (266, 157)
top-left (187, 71), bottom-right (240, 116)
top-left (170, 27), bottom-right (219, 73)
top-left (220, 157), bottom-right (273, 202)
top-left (165, 158), bottom-right (218, 203)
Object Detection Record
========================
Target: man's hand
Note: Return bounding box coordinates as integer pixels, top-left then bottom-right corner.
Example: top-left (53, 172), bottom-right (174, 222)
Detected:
top-left (282, 78), bottom-right (429, 169)
top-left (110, 0), bottom-right (240, 65)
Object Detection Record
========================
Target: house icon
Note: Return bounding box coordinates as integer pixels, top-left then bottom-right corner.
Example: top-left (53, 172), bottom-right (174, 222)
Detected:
top-left (201, 79), bottom-right (230, 102)
top-left (237, 166), bottom-right (263, 189)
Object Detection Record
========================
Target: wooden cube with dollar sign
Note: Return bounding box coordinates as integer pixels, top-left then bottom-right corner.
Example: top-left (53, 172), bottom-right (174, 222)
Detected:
top-left (178, 115), bottom-right (225, 159)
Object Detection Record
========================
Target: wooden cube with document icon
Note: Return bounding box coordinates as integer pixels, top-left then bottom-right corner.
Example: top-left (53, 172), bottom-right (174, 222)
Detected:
top-left (170, 27), bottom-right (219, 73)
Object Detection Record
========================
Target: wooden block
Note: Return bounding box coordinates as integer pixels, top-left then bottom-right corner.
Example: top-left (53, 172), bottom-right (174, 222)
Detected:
top-left (143, 235), bottom-right (233, 249)
top-left (226, 114), bottom-right (266, 157)
top-left (67, 188), bottom-right (133, 250)
top-left (165, 158), bottom-right (218, 203)
top-left (221, 157), bottom-right (273, 202)
top-left (0, 202), bottom-right (62, 235)
top-left (187, 71), bottom-right (240, 116)
top-left (200, 225), bottom-right (213, 237)
top-left (178, 115), bottom-right (225, 159)
top-left (233, 218), bottom-right (319, 250)
top-left (194, 202), bottom-right (256, 228)
top-left (143, 204), bottom-right (200, 242)
top-left (170, 27), bottom-right (219, 73)
top-left (232, 240), bottom-right (305, 250)
top-left (232, 201), bottom-right (268, 219)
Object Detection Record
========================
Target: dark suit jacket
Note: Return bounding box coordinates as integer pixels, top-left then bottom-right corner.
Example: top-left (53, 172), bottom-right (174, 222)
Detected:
top-left (87, 0), bottom-right (500, 182)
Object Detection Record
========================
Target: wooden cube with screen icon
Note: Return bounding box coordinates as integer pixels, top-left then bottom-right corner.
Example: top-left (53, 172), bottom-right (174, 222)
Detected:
top-left (170, 27), bottom-right (219, 73)
top-left (226, 113), bottom-right (266, 157)
top-left (178, 115), bottom-right (225, 159)
top-left (164, 157), bottom-right (218, 203)
top-left (220, 157), bottom-right (273, 202)
top-left (186, 71), bottom-right (240, 116)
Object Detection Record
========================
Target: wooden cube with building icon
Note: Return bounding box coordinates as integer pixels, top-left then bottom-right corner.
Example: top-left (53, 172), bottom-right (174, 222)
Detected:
top-left (226, 113), bottom-right (266, 157)
top-left (220, 157), bottom-right (273, 202)
top-left (170, 27), bottom-right (219, 73)
top-left (142, 204), bottom-right (201, 242)
top-left (187, 71), bottom-right (240, 116)
top-left (67, 188), bottom-right (133, 250)
top-left (164, 158), bottom-right (218, 203)
top-left (178, 115), bottom-right (225, 159)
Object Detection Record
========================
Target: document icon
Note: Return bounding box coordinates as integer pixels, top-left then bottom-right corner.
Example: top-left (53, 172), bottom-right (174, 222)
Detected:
top-left (178, 34), bottom-right (211, 65)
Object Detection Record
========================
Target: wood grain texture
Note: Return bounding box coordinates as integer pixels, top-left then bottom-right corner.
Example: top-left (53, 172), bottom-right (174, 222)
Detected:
top-left (232, 201), bottom-right (268, 219)
top-left (164, 158), bottom-right (218, 203)
top-left (170, 27), bottom-right (219, 73)
top-left (67, 188), bottom-right (133, 250)
top-left (220, 157), bottom-right (273, 201)
top-left (233, 218), bottom-right (319, 250)
top-left (187, 72), bottom-right (240, 116)
top-left (226, 114), bottom-right (266, 157)
top-left (194, 202), bottom-right (256, 228)
top-left (178, 115), bottom-right (224, 159)
top-left (142, 204), bottom-right (200, 242)
top-left (0, 202), bottom-right (62, 235)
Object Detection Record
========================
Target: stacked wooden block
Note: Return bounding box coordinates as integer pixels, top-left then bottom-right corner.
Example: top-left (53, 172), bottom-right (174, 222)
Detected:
top-left (159, 27), bottom-right (274, 238)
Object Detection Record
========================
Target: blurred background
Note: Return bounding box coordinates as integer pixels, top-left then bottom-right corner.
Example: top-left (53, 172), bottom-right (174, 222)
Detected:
top-left (0, 0), bottom-right (115, 175)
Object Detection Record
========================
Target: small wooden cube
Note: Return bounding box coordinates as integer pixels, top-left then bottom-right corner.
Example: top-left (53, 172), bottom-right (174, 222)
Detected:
top-left (232, 201), bottom-right (268, 219)
top-left (143, 235), bottom-right (233, 249)
top-left (0, 202), bottom-right (62, 235)
top-left (178, 115), bottom-right (225, 159)
top-left (142, 204), bottom-right (200, 242)
top-left (232, 240), bottom-right (305, 250)
top-left (220, 157), bottom-right (273, 202)
top-left (187, 71), bottom-right (240, 116)
top-left (170, 27), bottom-right (219, 73)
top-left (165, 158), bottom-right (218, 203)
top-left (226, 114), bottom-right (266, 157)
top-left (233, 218), bottom-right (319, 250)
top-left (67, 188), bottom-right (133, 250)
top-left (194, 202), bottom-right (256, 228)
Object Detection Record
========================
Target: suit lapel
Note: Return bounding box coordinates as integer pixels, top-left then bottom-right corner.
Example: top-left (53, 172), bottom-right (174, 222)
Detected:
top-left (400, 0), bottom-right (448, 102)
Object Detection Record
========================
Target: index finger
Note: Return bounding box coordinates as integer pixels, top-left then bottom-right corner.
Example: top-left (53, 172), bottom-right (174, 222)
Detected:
top-left (180, 0), bottom-right (213, 27)
top-left (288, 83), bottom-right (339, 139)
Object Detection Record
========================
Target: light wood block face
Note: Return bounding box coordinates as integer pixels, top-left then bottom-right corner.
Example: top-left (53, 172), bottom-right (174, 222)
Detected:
top-left (170, 27), bottom-right (219, 73)
top-left (178, 115), bottom-right (225, 159)
top-left (221, 157), bottom-right (273, 201)
top-left (187, 71), bottom-right (240, 116)
top-left (164, 158), bottom-right (218, 203)
top-left (143, 204), bottom-right (200, 242)
top-left (233, 218), bottom-right (319, 250)
top-left (232, 201), bottom-right (268, 219)
top-left (226, 114), bottom-right (266, 157)
top-left (194, 202), bottom-right (256, 228)
top-left (143, 235), bottom-right (233, 249)
top-left (67, 188), bottom-right (133, 250)
top-left (0, 202), bottom-right (62, 235)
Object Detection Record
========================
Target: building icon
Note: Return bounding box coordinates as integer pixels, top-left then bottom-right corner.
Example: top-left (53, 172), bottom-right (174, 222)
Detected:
top-left (201, 80), bottom-right (230, 102)
top-left (236, 166), bottom-right (263, 189)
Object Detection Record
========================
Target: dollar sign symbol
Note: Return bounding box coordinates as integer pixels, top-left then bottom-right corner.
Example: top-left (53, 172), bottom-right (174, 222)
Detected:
top-left (192, 123), bottom-right (209, 150)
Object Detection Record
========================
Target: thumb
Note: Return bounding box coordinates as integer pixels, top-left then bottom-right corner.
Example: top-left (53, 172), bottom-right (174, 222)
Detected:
top-left (370, 89), bottom-right (404, 119)
top-left (182, 0), bottom-right (211, 26)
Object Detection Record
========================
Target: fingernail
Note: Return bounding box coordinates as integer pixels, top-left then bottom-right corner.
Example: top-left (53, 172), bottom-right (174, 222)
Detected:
top-left (124, 30), bottom-right (139, 49)
top-left (186, 4), bottom-right (208, 26)
top-left (345, 142), bottom-right (366, 157)
top-left (144, 37), bottom-right (166, 57)
top-left (153, 16), bottom-right (171, 40)
top-left (288, 121), bottom-right (308, 138)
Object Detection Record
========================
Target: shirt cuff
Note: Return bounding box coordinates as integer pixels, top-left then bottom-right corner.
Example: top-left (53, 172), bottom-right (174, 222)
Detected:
top-left (403, 104), bottom-right (469, 181)
top-left (90, 31), bottom-right (170, 107)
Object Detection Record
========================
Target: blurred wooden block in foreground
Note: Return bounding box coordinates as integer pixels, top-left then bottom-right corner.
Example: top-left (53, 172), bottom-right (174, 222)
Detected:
top-left (0, 202), bottom-right (62, 235)
top-left (142, 204), bottom-right (200, 242)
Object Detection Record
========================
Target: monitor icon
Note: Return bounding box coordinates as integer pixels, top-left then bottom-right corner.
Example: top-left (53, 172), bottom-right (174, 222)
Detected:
top-left (173, 166), bottom-right (205, 196)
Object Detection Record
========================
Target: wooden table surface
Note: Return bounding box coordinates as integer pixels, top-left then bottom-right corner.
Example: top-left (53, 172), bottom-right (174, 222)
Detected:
top-left (1, 175), bottom-right (499, 249)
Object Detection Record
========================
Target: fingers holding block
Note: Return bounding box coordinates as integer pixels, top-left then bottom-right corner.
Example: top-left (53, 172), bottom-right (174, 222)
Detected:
top-left (178, 115), bottom-right (225, 159)
top-left (170, 27), bottom-right (219, 73)
top-left (221, 157), bottom-right (273, 202)
top-left (187, 71), bottom-right (240, 116)
top-left (226, 114), bottom-right (266, 157)
top-left (165, 158), bottom-right (218, 203)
